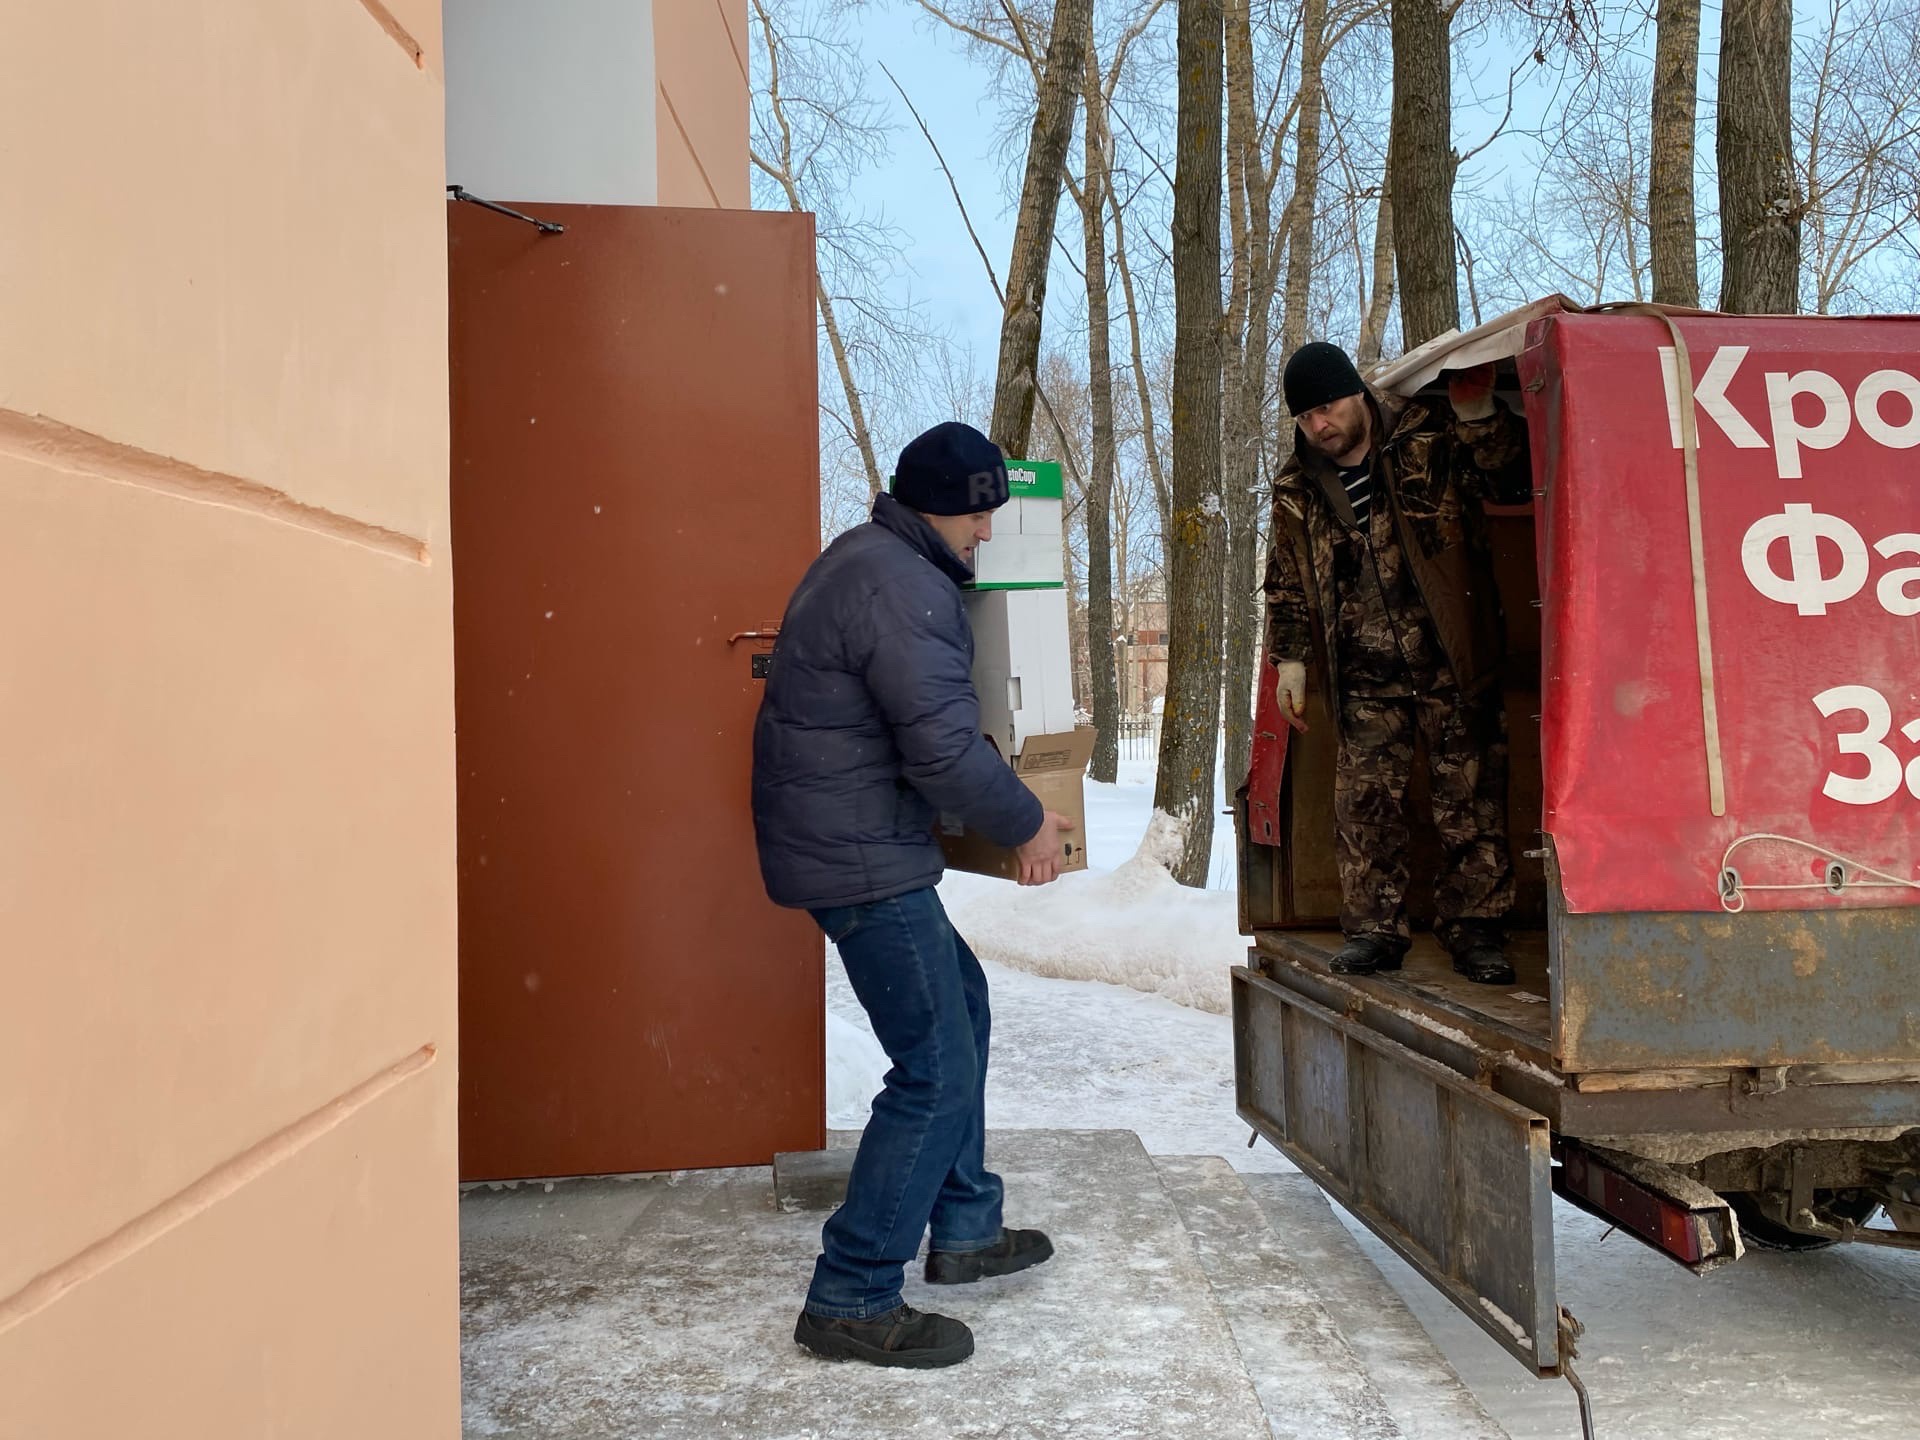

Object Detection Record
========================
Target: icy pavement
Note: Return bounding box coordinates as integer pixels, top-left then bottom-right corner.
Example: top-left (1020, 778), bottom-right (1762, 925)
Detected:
top-left (1349, 1202), bottom-right (1920, 1439)
top-left (461, 1132), bottom-right (1276, 1439)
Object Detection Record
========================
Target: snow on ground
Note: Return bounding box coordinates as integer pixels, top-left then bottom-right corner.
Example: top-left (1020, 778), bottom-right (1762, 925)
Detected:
top-left (1081, 754), bottom-right (1240, 890)
top-left (825, 753), bottom-right (1282, 1172)
top-left (1353, 1196), bottom-right (1920, 1439)
top-left (943, 757), bottom-right (1241, 1012)
top-left (828, 949), bottom-right (1291, 1174)
top-left (940, 841), bottom-right (1241, 1014)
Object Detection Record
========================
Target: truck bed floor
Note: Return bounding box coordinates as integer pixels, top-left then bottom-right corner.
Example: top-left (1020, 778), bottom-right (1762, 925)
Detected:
top-left (1253, 930), bottom-right (1553, 1053)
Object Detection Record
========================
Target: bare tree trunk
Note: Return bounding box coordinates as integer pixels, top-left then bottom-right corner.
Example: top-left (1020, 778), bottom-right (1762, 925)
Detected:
top-left (1222, 0), bottom-right (1325, 787)
top-left (1649, 0), bottom-right (1703, 308)
top-left (1110, 192), bottom-right (1171, 539)
top-left (1280, 0), bottom-right (1327, 358)
top-left (1153, 0), bottom-right (1227, 888)
top-left (1221, 0), bottom-right (1286, 793)
top-left (1061, 495), bottom-right (1085, 705)
top-left (1357, 146), bottom-right (1395, 366)
top-left (817, 275), bottom-right (884, 494)
top-left (1082, 36), bottom-right (1123, 785)
top-left (1108, 463), bottom-right (1134, 712)
top-left (1717, 0), bottom-right (1801, 313)
top-left (989, 0), bottom-right (1094, 455)
top-left (1390, 0), bottom-right (1459, 348)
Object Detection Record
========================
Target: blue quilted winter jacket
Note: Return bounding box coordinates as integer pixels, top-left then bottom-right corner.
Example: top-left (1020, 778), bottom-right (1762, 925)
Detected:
top-left (752, 493), bottom-right (1045, 910)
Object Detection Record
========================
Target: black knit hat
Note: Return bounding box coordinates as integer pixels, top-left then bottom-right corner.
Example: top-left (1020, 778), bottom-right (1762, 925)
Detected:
top-left (1283, 341), bottom-right (1365, 416)
top-left (892, 422), bottom-right (1011, 515)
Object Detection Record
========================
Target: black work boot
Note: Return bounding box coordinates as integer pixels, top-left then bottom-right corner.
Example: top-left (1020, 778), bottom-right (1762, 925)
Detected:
top-left (1451, 940), bottom-right (1512, 990)
top-left (794, 1304), bottom-right (974, 1368)
top-left (925, 1228), bottom-right (1054, 1285)
top-left (1329, 935), bottom-right (1405, 975)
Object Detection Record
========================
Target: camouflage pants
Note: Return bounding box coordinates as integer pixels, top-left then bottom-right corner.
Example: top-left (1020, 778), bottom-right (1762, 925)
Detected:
top-left (1335, 684), bottom-right (1514, 955)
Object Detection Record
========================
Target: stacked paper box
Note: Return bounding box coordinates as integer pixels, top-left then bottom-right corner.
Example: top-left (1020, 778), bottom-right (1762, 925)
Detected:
top-left (967, 587), bottom-right (1077, 755)
top-left (971, 460), bottom-right (1065, 589)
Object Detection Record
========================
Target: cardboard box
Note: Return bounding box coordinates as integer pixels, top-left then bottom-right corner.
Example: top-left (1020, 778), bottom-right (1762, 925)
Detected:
top-left (938, 728), bottom-right (1096, 881)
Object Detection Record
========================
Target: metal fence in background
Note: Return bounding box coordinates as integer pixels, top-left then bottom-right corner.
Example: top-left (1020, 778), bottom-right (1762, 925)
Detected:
top-left (1116, 717), bottom-right (1160, 763)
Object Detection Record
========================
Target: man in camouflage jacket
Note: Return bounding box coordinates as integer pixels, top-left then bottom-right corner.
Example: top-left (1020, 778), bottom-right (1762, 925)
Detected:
top-left (1262, 341), bottom-right (1531, 984)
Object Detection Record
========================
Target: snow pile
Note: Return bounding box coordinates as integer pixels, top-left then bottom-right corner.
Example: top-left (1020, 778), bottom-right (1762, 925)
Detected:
top-left (939, 807), bottom-right (1244, 1015)
top-left (825, 1011), bottom-right (887, 1128)
top-left (1130, 806), bottom-right (1190, 871)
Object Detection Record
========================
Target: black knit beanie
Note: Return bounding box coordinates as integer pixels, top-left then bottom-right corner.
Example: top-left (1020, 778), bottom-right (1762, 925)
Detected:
top-left (892, 422), bottom-right (1010, 515)
top-left (1282, 341), bottom-right (1365, 416)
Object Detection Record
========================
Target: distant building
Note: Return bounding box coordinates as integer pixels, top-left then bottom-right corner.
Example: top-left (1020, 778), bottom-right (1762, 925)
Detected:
top-left (1118, 599), bottom-right (1170, 717)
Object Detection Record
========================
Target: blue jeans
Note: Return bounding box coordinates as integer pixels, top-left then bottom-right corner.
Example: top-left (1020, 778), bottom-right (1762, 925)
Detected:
top-left (804, 887), bottom-right (1004, 1319)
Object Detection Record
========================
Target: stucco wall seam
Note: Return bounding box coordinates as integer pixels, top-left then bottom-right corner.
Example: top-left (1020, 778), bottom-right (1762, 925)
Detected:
top-left (0, 409), bottom-right (431, 565)
top-left (0, 1044), bottom-right (439, 1337)
top-left (658, 84), bottom-right (723, 208)
top-left (713, 0), bottom-right (748, 84)
top-left (356, 0), bottom-right (426, 67)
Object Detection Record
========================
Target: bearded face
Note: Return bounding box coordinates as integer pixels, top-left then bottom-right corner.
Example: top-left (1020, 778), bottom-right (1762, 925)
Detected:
top-left (1298, 393), bottom-right (1372, 464)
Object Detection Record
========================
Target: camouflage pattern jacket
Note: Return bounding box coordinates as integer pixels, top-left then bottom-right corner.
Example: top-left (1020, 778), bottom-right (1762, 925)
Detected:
top-left (1262, 387), bottom-right (1531, 710)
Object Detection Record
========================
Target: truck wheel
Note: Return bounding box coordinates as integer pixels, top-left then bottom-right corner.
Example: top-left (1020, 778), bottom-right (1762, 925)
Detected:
top-left (1727, 1189), bottom-right (1881, 1251)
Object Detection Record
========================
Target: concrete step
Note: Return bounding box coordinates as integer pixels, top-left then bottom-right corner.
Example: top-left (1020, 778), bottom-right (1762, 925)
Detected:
top-left (1243, 1172), bottom-right (1509, 1440)
top-left (1155, 1154), bottom-right (1403, 1440)
top-left (771, 1127), bottom-right (861, 1211)
top-left (461, 1129), bottom-right (1275, 1439)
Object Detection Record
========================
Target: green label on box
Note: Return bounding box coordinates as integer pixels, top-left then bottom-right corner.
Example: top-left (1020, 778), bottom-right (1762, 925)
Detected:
top-left (1005, 458), bottom-right (1064, 500)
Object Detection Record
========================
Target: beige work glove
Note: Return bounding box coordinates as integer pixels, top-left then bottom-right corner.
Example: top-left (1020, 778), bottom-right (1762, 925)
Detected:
top-left (1274, 661), bottom-right (1310, 732)
top-left (1447, 362), bottom-right (1497, 421)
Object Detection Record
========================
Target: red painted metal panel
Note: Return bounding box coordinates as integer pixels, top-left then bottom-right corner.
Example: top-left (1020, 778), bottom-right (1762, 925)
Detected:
top-left (1245, 670), bottom-right (1289, 847)
top-left (1521, 312), bottom-right (1920, 914)
top-left (449, 203), bottom-right (824, 1179)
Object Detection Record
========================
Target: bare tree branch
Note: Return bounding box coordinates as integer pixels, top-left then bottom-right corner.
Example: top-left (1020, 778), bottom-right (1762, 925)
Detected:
top-left (880, 60), bottom-right (1086, 489)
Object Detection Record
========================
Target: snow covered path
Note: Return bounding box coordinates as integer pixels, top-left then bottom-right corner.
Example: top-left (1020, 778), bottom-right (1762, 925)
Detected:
top-left (1369, 1200), bottom-right (1920, 1439)
top-left (827, 757), bottom-right (1259, 1143)
top-left (830, 949), bottom-right (1288, 1172)
top-left (826, 757), bottom-right (1272, 1166)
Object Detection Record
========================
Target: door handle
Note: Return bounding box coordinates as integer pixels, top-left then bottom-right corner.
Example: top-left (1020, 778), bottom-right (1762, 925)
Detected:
top-left (729, 627), bottom-right (780, 681)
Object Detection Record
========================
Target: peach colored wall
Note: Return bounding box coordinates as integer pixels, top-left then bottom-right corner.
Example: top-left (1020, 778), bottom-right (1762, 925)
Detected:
top-left (0, 1), bottom-right (458, 1435)
top-left (655, 0), bottom-right (751, 207)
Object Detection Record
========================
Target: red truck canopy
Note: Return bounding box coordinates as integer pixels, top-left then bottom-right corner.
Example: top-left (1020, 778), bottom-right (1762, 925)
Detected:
top-left (1519, 310), bottom-right (1920, 914)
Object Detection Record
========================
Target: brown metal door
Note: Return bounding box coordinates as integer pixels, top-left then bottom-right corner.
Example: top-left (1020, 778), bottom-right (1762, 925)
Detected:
top-left (450, 202), bottom-right (823, 1181)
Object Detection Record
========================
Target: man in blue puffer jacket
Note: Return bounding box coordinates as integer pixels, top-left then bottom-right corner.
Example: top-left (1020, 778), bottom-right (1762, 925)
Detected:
top-left (753, 421), bottom-right (1073, 1369)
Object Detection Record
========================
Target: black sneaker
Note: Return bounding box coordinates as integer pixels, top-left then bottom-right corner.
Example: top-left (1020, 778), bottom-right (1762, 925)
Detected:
top-left (1453, 943), bottom-right (1516, 986)
top-left (1329, 936), bottom-right (1405, 975)
top-left (793, 1304), bottom-right (974, 1368)
top-left (925, 1228), bottom-right (1054, 1285)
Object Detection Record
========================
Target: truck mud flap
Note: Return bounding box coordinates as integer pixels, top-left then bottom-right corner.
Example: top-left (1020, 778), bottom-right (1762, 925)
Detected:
top-left (1233, 964), bottom-right (1561, 1374)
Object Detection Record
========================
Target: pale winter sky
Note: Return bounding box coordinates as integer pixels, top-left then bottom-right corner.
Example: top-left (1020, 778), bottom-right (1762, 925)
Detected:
top-left (813, 1), bottom-right (1732, 372)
